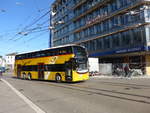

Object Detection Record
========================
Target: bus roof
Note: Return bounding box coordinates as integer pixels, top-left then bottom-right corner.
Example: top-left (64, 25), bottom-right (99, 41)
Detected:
top-left (16, 44), bottom-right (81, 56)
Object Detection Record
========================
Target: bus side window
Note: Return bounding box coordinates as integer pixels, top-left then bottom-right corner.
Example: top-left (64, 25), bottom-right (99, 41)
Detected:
top-left (32, 65), bottom-right (38, 71)
top-left (58, 48), bottom-right (64, 55)
top-left (35, 52), bottom-right (39, 57)
top-left (45, 65), bottom-right (48, 71)
top-left (27, 53), bottom-right (31, 59)
top-left (18, 55), bottom-right (22, 59)
top-left (54, 49), bottom-right (58, 55)
top-left (26, 54), bottom-right (28, 59)
top-left (35, 52), bottom-right (40, 57)
top-left (30, 53), bottom-right (32, 58)
top-left (60, 48), bottom-right (67, 55)
top-left (49, 50), bottom-right (54, 56)
top-left (66, 47), bottom-right (72, 54)
top-left (21, 55), bottom-right (24, 59)
top-left (53, 49), bottom-right (58, 56)
top-left (44, 50), bottom-right (49, 57)
top-left (31, 53), bottom-right (35, 58)
top-left (15, 56), bottom-right (18, 60)
top-left (40, 51), bottom-right (46, 57)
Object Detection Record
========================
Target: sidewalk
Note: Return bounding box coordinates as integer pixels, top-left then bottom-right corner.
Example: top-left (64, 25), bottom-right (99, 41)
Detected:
top-left (0, 78), bottom-right (36, 113)
top-left (90, 75), bottom-right (150, 79)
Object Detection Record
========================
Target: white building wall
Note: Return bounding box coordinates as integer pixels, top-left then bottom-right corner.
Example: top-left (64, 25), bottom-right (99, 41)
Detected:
top-left (0, 58), bottom-right (6, 67)
top-left (5, 55), bottom-right (15, 70)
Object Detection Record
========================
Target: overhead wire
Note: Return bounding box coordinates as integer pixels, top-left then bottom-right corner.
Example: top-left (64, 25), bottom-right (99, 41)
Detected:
top-left (1, 4), bottom-right (51, 55)
top-left (13, 28), bottom-right (49, 41)
top-left (12, 24), bottom-right (49, 41)
top-left (5, 11), bottom-right (50, 42)
top-left (2, 13), bottom-right (39, 42)
top-left (6, 30), bottom-right (49, 53)
top-left (22, 10), bottom-right (50, 31)
top-left (25, 30), bottom-right (49, 43)
top-left (33, 0), bottom-right (40, 12)
top-left (21, 19), bottom-right (50, 33)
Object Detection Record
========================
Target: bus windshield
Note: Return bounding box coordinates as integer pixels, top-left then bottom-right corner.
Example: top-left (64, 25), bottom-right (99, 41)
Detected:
top-left (73, 46), bottom-right (88, 73)
top-left (73, 46), bottom-right (87, 58)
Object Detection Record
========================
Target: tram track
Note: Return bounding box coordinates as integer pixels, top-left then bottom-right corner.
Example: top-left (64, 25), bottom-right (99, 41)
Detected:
top-left (41, 82), bottom-right (150, 105)
top-left (98, 81), bottom-right (150, 89)
top-left (6, 76), bottom-right (150, 105)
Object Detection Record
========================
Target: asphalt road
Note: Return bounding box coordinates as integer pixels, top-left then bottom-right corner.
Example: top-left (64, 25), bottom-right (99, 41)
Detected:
top-left (2, 73), bottom-right (150, 113)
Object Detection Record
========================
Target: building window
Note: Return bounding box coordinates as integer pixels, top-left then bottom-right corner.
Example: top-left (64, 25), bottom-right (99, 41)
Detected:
top-left (89, 40), bottom-right (96, 51)
top-left (96, 38), bottom-right (102, 50)
top-left (103, 37), bottom-right (110, 49)
top-left (112, 34), bottom-right (120, 47)
top-left (122, 31), bottom-right (131, 46)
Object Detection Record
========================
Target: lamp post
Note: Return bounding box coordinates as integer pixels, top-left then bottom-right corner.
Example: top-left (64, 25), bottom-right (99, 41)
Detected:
top-left (49, 10), bottom-right (64, 47)
top-left (48, 20), bottom-right (64, 48)
top-left (49, 11), bottom-right (52, 48)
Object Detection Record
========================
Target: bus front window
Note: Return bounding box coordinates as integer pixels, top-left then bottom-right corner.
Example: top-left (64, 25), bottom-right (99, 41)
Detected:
top-left (73, 46), bottom-right (88, 73)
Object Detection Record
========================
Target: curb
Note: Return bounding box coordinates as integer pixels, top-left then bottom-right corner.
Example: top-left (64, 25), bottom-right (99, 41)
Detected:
top-left (90, 76), bottom-right (150, 79)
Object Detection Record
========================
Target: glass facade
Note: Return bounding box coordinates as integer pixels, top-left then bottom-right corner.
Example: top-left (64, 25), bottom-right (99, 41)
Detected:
top-left (51, 0), bottom-right (150, 57)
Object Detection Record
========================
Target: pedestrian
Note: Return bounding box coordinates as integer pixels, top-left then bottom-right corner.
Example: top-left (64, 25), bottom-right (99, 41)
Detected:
top-left (124, 64), bottom-right (129, 77)
top-left (141, 64), bottom-right (145, 75)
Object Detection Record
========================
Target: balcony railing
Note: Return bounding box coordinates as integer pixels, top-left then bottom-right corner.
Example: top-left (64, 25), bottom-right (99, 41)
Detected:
top-left (73, 22), bottom-right (149, 44)
top-left (73, 0), bottom-right (145, 33)
top-left (73, 0), bottom-right (87, 9)
top-left (73, 0), bottom-right (111, 21)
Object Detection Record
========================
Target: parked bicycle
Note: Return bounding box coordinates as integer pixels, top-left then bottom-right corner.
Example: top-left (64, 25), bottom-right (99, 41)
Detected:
top-left (89, 71), bottom-right (100, 76)
top-left (127, 69), bottom-right (142, 77)
top-left (113, 68), bottom-right (142, 77)
top-left (113, 67), bottom-right (125, 76)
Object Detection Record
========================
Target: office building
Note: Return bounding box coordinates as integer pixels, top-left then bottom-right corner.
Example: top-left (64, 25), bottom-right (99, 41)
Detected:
top-left (50, 0), bottom-right (150, 75)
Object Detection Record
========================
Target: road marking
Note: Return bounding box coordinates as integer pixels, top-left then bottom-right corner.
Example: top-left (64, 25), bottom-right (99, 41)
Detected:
top-left (1, 79), bottom-right (47, 113)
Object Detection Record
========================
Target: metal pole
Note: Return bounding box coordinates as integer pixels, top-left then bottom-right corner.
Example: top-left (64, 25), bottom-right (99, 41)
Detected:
top-left (49, 10), bottom-right (52, 48)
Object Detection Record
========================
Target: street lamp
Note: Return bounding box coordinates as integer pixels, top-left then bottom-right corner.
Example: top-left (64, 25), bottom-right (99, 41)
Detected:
top-left (49, 19), bottom-right (65, 47)
top-left (57, 20), bottom-right (65, 24)
top-left (48, 26), bottom-right (55, 29)
top-left (125, 6), bottom-right (149, 16)
top-left (51, 11), bottom-right (56, 16)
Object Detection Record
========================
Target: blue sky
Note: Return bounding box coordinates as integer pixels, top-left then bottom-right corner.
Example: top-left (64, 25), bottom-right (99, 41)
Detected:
top-left (0, 0), bottom-right (54, 56)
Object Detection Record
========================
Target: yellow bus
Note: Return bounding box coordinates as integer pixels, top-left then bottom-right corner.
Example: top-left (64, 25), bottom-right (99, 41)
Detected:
top-left (14, 45), bottom-right (89, 82)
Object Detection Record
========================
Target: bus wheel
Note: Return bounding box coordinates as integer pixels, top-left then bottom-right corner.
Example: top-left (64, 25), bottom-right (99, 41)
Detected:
top-left (28, 73), bottom-right (32, 80)
top-left (22, 73), bottom-right (26, 79)
top-left (55, 74), bottom-right (62, 83)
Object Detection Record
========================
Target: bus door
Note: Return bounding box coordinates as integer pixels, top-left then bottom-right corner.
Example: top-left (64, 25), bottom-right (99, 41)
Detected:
top-left (38, 63), bottom-right (44, 79)
top-left (65, 62), bottom-right (72, 81)
top-left (17, 64), bottom-right (22, 78)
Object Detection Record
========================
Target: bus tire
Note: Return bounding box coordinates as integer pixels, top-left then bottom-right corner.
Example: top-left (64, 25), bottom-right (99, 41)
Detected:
top-left (22, 73), bottom-right (26, 79)
top-left (28, 73), bottom-right (32, 80)
top-left (55, 74), bottom-right (62, 83)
